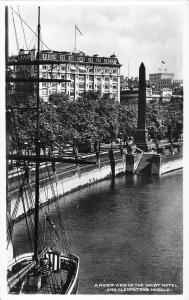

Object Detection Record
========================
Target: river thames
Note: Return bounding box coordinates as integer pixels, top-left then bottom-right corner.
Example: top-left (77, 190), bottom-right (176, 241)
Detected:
top-left (13, 169), bottom-right (183, 295)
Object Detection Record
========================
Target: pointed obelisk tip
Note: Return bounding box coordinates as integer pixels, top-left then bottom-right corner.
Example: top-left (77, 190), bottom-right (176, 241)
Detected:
top-left (140, 62), bottom-right (145, 69)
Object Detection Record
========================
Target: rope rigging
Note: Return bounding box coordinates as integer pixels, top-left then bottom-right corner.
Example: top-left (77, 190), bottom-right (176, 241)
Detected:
top-left (45, 161), bottom-right (71, 254)
top-left (17, 6), bottom-right (28, 50)
top-left (27, 27), bottom-right (37, 50)
top-left (11, 7), bottom-right (19, 53)
top-left (11, 6), bottom-right (51, 51)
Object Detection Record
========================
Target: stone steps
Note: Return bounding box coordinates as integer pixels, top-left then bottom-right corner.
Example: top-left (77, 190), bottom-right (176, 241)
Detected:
top-left (135, 153), bottom-right (154, 174)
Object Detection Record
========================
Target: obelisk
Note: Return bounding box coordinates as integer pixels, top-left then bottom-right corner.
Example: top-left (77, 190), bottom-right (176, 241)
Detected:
top-left (135, 62), bottom-right (151, 152)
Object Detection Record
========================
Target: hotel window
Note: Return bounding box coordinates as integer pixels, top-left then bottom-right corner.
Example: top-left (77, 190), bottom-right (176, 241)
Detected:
top-left (96, 58), bottom-right (101, 62)
top-left (88, 58), bottom-right (93, 62)
top-left (79, 83), bottom-right (85, 88)
top-left (69, 56), bottom-right (74, 61)
top-left (60, 55), bottom-right (65, 60)
top-left (42, 83), bottom-right (47, 87)
top-left (77, 57), bottom-right (83, 62)
top-left (89, 76), bottom-right (93, 81)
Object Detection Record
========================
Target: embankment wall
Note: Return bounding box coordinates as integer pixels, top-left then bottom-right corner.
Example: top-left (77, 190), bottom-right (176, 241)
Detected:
top-left (8, 146), bottom-right (182, 221)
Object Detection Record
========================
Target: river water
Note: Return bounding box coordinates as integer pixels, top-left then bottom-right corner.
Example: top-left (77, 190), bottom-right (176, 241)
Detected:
top-left (13, 169), bottom-right (183, 295)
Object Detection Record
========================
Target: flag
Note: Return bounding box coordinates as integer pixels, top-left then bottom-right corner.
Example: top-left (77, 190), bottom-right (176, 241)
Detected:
top-left (75, 24), bottom-right (83, 36)
top-left (161, 61), bottom-right (165, 64)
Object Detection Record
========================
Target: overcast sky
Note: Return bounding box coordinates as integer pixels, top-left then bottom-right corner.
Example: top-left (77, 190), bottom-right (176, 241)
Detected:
top-left (8, 1), bottom-right (185, 79)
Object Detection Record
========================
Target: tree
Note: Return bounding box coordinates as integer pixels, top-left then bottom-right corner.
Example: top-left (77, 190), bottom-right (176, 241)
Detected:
top-left (146, 101), bottom-right (183, 143)
top-left (117, 104), bottom-right (137, 143)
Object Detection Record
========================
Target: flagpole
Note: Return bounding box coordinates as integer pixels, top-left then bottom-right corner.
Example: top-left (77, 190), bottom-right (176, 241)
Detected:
top-left (74, 24), bottom-right (76, 53)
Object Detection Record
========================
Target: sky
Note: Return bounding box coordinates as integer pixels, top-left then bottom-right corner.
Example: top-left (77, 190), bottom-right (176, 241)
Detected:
top-left (8, 1), bottom-right (185, 79)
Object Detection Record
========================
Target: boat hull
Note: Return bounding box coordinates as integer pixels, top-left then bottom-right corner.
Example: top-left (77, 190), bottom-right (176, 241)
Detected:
top-left (7, 251), bottom-right (80, 294)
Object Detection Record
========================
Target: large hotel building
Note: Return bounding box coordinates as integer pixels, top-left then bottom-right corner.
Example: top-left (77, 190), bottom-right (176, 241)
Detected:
top-left (9, 49), bottom-right (121, 103)
top-left (149, 72), bottom-right (183, 89)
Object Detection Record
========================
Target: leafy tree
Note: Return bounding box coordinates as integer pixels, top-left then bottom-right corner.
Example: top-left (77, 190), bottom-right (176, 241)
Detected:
top-left (118, 104), bottom-right (137, 142)
top-left (146, 101), bottom-right (183, 143)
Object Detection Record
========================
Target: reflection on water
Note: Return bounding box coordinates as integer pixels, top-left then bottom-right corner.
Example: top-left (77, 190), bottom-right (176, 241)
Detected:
top-left (13, 169), bottom-right (183, 295)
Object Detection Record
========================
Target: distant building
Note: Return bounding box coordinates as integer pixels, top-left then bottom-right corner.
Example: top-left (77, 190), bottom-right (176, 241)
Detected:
top-left (149, 72), bottom-right (174, 81)
top-left (149, 72), bottom-right (174, 89)
top-left (172, 79), bottom-right (183, 88)
top-left (149, 72), bottom-right (183, 91)
top-left (9, 49), bottom-right (121, 103)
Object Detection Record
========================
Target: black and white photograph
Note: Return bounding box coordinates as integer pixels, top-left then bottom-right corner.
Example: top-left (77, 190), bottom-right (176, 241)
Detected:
top-left (0, 0), bottom-right (189, 298)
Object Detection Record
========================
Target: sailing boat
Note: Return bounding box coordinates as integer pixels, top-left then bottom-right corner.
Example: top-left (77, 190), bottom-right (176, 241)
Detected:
top-left (6, 6), bottom-right (80, 294)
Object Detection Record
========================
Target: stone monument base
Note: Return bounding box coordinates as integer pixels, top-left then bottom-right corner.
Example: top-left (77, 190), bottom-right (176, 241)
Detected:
top-left (135, 142), bottom-right (152, 152)
top-left (135, 129), bottom-right (152, 152)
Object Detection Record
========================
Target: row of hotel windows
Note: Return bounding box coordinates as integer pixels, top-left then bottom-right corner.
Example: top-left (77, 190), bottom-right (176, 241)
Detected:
top-left (40, 73), bottom-right (118, 81)
top-left (41, 53), bottom-right (117, 64)
top-left (16, 66), bottom-right (119, 75)
top-left (41, 65), bottom-right (119, 74)
top-left (42, 82), bottom-right (118, 89)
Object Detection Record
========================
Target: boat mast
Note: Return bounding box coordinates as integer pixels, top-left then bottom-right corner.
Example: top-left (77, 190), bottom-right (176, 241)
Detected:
top-left (5, 6), bottom-right (12, 251)
top-left (5, 7), bottom-right (8, 69)
top-left (34, 6), bottom-right (41, 262)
